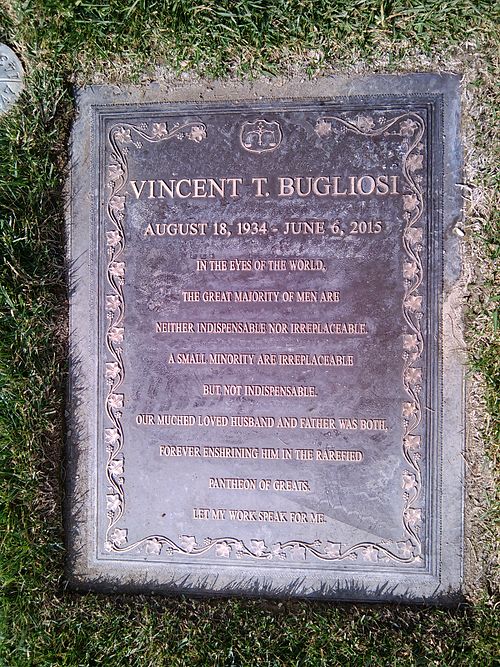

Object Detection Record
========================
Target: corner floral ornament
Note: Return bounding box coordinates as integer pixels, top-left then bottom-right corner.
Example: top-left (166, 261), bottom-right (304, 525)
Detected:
top-left (103, 109), bottom-right (427, 567)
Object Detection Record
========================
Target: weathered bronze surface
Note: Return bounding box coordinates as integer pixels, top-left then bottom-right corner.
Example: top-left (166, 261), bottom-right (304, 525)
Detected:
top-left (67, 75), bottom-right (464, 602)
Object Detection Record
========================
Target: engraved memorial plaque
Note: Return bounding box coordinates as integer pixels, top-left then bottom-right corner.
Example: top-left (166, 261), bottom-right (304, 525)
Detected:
top-left (67, 75), bottom-right (464, 602)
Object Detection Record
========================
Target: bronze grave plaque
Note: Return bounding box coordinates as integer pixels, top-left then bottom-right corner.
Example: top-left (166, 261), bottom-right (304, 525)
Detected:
top-left (67, 75), bottom-right (464, 602)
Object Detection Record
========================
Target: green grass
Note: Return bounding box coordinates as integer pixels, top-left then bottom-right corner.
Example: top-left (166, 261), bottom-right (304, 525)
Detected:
top-left (1, 1), bottom-right (499, 665)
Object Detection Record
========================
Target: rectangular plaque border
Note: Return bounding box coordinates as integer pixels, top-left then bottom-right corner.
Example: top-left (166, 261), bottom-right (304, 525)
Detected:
top-left (66, 74), bottom-right (464, 604)
top-left (96, 99), bottom-right (437, 574)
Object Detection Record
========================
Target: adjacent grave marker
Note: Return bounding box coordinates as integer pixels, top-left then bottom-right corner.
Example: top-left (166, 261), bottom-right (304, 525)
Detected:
top-left (67, 75), bottom-right (464, 602)
top-left (0, 44), bottom-right (23, 115)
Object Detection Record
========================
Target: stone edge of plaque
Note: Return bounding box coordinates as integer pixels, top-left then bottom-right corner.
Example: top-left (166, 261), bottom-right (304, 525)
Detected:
top-left (65, 74), bottom-right (465, 604)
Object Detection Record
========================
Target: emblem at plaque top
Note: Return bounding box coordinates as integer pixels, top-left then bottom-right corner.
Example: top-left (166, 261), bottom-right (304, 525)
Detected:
top-left (240, 119), bottom-right (282, 153)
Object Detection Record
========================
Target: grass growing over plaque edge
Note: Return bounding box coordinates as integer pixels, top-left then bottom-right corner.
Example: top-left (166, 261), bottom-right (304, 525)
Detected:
top-left (0, 1), bottom-right (499, 665)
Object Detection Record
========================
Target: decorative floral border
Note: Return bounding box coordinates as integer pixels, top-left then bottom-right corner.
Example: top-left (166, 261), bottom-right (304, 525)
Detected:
top-left (103, 111), bottom-right (426, 566)
top-left (103, 119), bottom-right (207, 551)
